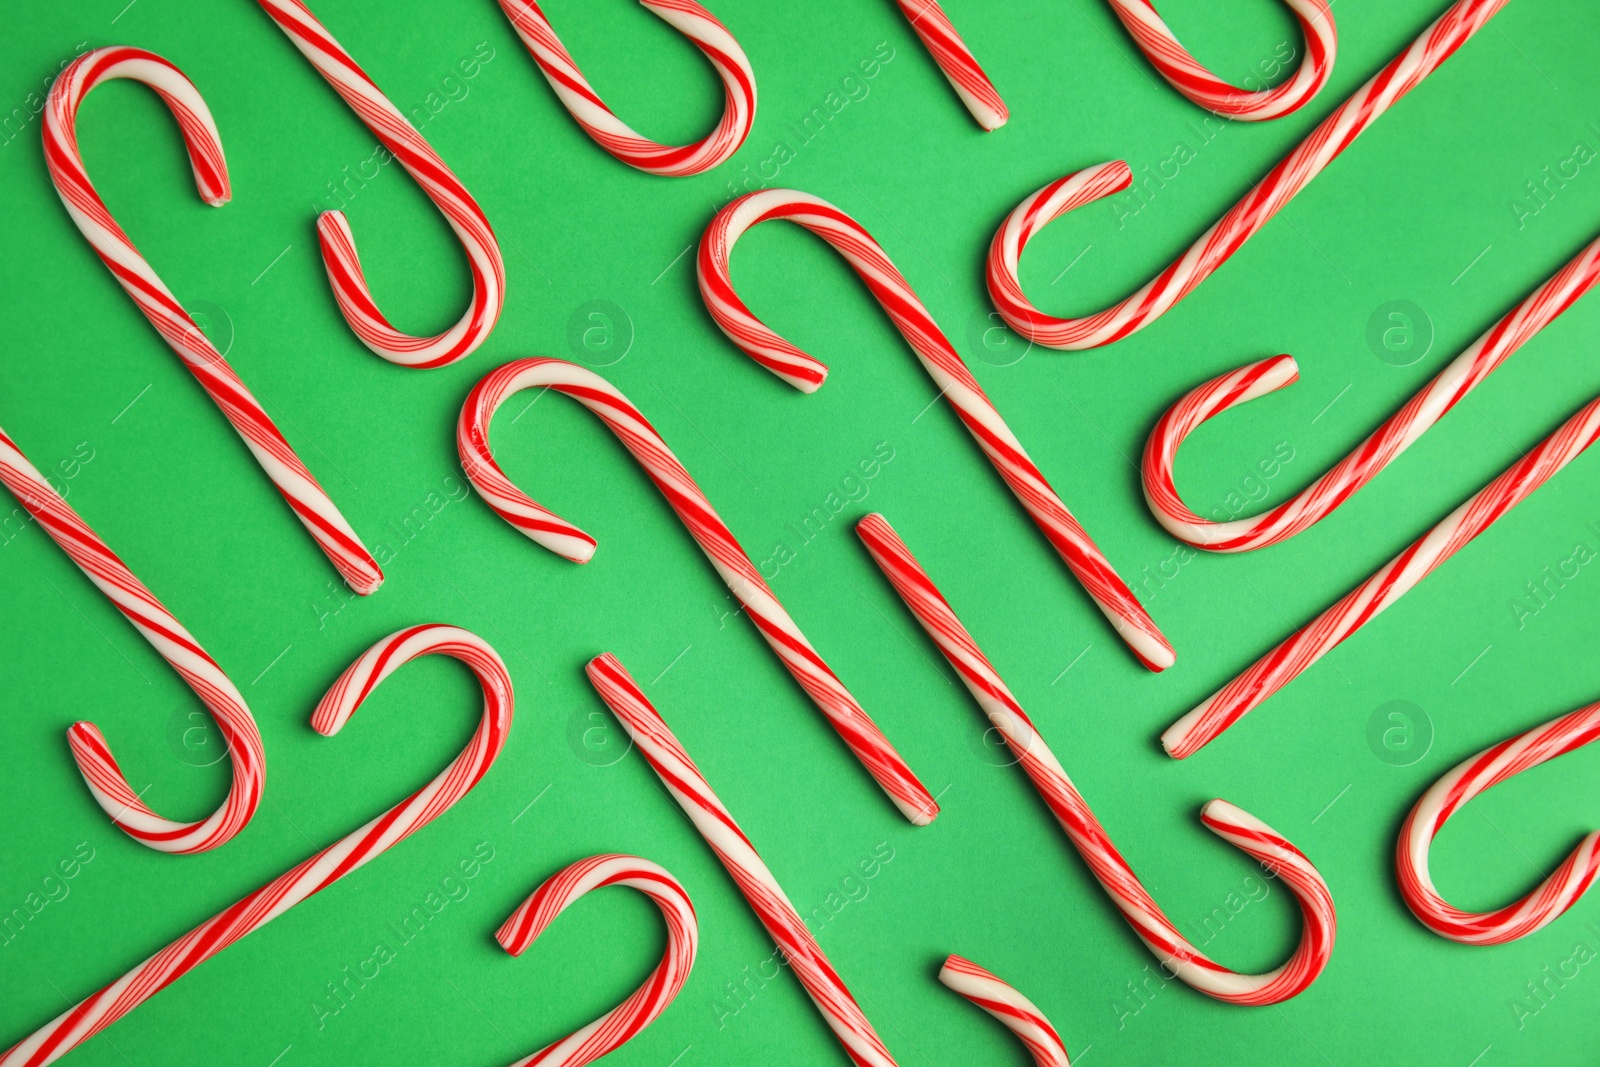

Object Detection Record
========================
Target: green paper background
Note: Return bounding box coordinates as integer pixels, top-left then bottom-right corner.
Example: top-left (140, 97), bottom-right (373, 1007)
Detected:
top-left (3, 1), bottom-right (1599, 1063)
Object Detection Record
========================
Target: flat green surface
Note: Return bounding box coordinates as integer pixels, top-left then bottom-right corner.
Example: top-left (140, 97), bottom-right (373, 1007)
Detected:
top-left (3, 1), bottom-right (1600, 1064)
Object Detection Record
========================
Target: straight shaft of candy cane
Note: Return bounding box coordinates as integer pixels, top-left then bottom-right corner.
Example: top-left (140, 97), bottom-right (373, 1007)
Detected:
top-left (1165, 396), bottom-right (1600, 759)
top-left (1106, 0), bottom-right (1336, 120)
top-left (1145, 233), bottom-right (1600, 551)
top-left (257, 0), bottom-right (505, 367)
top-left (939, 955), bottom-right (1069, 1066)
top-left (894, 0), bottom-right (1008, 130)
top-left (1398, 700), bottom-right (1600, 945)
top-left (461, 358), bottom-right (938, 825)
top-left (1, 626), bottom-right (512, 1067)
top-left (587, 654), bottom-right (901, 1066)
top-left (44, 46), bottom-right (382, 594)
top-left (0, 425), bottom-right (263, 854)
top-left (988, 0), bottom-right (1510, 349)
top-left (498, 0), bottom-right (756, 175)
top-left (497, 854), bottom-right (698, 1067)
top-left (699, 190), bottom-right (1174, 672)
top-left (857, 513), bottom-right (1336, 1004)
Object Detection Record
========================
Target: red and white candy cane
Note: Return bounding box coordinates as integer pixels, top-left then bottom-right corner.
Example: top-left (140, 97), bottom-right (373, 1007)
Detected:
top-left (43, 46), bottom-right (382, 594)
top-left (894, 1), bottom-right (1008, 131)
top-left (1106, 0), bottom-right (1337, 120)
top-left (0, 425), bottom-right (263, 855)
top-left (1165, 396), bottom-right (1600, 759)
top-left (1398, 699), bottom-right (1600, 946)
top-left (497, 854), bottom-right (698, 1067)
top-left (989, 0), bottom-right (1509, 349)
top-left (938, 955), bottom-right (1068, 1067)
top-left (0, 624), bottom-right (511, 1067)
top-left (699, 190), bottom-right (1174, 672)
top-left (859, 513), bottom-right (1336, 1004)
top-left (258, 0), bottom-right (505, 366)
top-left (498, 0), bottom-right (756, 176)
top-left (459, 357), bottom-right (937, 825)
top-left (586, 654), bottom-right (900, 1067)
top-left (1145, 234), bottom-right (1600, 552)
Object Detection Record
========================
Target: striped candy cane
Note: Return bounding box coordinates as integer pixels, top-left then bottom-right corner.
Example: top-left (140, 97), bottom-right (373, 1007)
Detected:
top-left (1107, 0), bottom-right (1337, 120)
top-left (858, 513), bottom-right (1336, 1004)
top-left (1165, 396), bottom-right (1600, 759)
top-left (938, 955), bottom-right (1069, 1067)
top-left (497, 854), bottom-right (698, 1067)
top-left (894, 1), bottom-right (1008, 130)
top-left (43, 46), bottom-right (382, 594)
top-left (1145, 234), bottom-right (1600, 552)
top-left (0, 425), bottom-right (263, 855)
top-left (699, 190), bottom-right (1175, 672)
top-left (1398, 699), bottom-right (1600, 945)
top-left (459, 358), bottom-right (937, 825)
top-left (586, 654), bottom-right (901, 1066)
top-left (258, 0), bottom-right (505, 367)
top-left (1, 624), bottom-right (512, 1067)
top-left (498, 0), bottom-right (756, 175)
top-left (988, 0), bottom-right (1510, 349)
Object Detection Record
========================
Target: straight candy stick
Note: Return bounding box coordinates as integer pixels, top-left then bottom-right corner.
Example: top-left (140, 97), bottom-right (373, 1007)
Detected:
top-left (1165, 397), bottom-right (1600, 759)
top-left (587, 654), bottom-right (901, 1066)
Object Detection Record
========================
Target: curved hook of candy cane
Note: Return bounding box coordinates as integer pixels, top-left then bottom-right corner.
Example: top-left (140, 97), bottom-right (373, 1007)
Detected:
top-left (1, 624), bottom-right (512, 1067)
top-left (699, 188), bottom-right (1175, 672)
top-left (894, 1), bottom-right (1008, 130)
top-left (1397, 700), bottom-right (1600, 946)
top-left (857, 514), bottom-right (1337, 1004)
top-left (0, 425), bottom-right (264, 855)
top-left (257, 0), bottom-right (505, 367)
top-left (987, 0), bottom-right (1511, 350)
top-left (499, 0), bottom-right (756, 176)
top-left (1163, 396), bottom-right (1600, 759)
top-left (1144, 234), bottom-right (1600, 552)
top-left (43, 46), bottom-right (383, 594)
top-left (938, 956), bottom-right (1068, 1066)
top-left (458, 357), bottom-right (938, 825)
top-left (496, 854), bottom-right (698, 1067)
top-left (1106, 0), bottom-right (1336, 120)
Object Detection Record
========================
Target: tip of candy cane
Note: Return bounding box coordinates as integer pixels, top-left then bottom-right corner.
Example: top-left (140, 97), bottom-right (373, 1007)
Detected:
top-left (66, 720), bottom-right (105, 748)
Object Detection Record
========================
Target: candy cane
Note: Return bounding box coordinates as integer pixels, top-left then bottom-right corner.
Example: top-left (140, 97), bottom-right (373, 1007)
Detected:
top-left (1165, 396), bottom-right (1600, 759)
top-left (1, 624), bottom-right (512, 1067)
top-left (858, 513), bottom-right (1336, 1004)
top-left (1106, 0), bottom-right (1337, 120)
top-left (938, 955), bottom-right (1068, 1067)
top-left (586, 653), bottom-right (900, 1066)
top-left (699, 189), bottom-right (1174, 672)
top-left (459, 357), bottom-right (937, 825)
top-left (894, 1), bottom-right (1008, 130)
top-left (1144, 235), bottom-right (1600, 552)
top-left (43, 46), bottom-right (382, 594)
top-left (1398, 699), bottom-right (1600, 945)
top-left (498, 0), bottom-right (756, 176)
top-left (0, 425), bottom-right (263, 855)
top-left (497, 854), bottom-right (698, 1066)
top-left (257, 0), bottom-right (505, 367)
top-left (988, 0), bottom-right (1509, 349)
